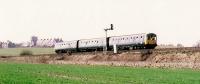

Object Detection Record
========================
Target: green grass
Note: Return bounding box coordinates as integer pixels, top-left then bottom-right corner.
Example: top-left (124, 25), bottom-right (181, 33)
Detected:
top-left (0, 63), bottom-right (200, 84)
top-left (0, 48), bottom-right (54, 56)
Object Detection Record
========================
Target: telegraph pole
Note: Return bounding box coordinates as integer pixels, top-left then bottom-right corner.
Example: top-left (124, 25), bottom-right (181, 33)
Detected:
top-left (104, 24), bottom-right (114, 54)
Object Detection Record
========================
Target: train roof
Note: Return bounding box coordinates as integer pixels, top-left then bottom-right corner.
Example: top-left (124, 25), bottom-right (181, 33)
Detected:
top-left (57, 33), bottom-right (156, 42)
top-left (79, 37), bottom-right (106, 41)
top-left (109, 33), bottom-right (148, 38)
top-left (56, 40), bottom-right (78, 44)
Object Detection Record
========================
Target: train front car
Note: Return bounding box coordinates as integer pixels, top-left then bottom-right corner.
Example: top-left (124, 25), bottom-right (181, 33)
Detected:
top-left (108, 33), bottom-right (157, 50)
top-left (145, 33), bottom-right (157, 49)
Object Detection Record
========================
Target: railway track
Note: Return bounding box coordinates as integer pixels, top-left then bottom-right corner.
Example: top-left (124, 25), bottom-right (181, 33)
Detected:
top-left (1, 47), bottom-right (199, 57)
top-left (152, 47), bottom-right (200, 53)
top-left (66, 47), bottom-right (200, 56)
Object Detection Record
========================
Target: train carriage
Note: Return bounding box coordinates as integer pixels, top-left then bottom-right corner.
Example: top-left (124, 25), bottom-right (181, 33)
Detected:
top-left (78, 38), bottom-right (106, 51)
top-left (54, 40), bottom-right (78, 53)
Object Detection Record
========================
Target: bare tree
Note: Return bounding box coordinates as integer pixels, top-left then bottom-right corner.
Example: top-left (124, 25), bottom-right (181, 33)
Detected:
top-left (7, 40), bottom-right (16, 48)
top-left (194, 40), bottom-right (200, 47)
top-left (31, 36), bottom-right (38, 47)
top-left (177, 43), bottom-right (184, 48)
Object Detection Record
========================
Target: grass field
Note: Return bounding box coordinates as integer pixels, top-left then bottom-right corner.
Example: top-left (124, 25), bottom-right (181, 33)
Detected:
top-left (0, 48), bottom-right (54, 56)
top-left (0, 63), bottom-right (200, 84)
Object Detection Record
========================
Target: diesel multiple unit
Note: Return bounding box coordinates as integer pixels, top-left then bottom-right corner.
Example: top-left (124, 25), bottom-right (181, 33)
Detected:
top-left (54, 33), bottom-right (157, 54)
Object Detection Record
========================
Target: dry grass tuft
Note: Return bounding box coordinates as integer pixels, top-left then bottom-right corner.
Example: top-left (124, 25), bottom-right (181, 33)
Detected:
top-left (20, 50), bottom-right (33, 56)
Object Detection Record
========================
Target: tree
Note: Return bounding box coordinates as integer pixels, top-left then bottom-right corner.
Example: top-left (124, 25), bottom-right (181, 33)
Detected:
top-left (194, 40), bottom-right (200, 47)
top-left (31, 36), bottom-right (38, 47)
top-left (7, 40), bottom-right (16, 48)
top-left (177, 43), bottom-right (184, 48)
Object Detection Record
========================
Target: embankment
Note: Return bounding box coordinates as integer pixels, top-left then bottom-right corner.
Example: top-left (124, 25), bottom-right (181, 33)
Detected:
top-left (1, 49), bottom-right (200, 69)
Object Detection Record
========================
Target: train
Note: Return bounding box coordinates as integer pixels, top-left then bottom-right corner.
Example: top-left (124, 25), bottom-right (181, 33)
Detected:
top-left (54, 33), bottom-right (157, 54)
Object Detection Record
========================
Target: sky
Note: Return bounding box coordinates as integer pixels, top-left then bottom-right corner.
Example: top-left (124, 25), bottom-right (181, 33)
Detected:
top-left (0, 0), bottom-right (200, 46)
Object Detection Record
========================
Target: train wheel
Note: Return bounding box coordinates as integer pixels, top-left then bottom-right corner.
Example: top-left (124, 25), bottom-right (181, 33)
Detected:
top-left (133, 46), bottom-right (136, 50)
top-left (56, 50), bottom-right (62, 54)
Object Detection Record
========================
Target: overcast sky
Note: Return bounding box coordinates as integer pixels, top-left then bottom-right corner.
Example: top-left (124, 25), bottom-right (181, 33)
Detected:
top-left (0, 0), bottom-right (200, 46)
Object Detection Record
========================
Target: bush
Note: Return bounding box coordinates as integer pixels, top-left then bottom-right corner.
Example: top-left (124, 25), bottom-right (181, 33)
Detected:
top-left (20, 50), bottom-right (33, 56)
